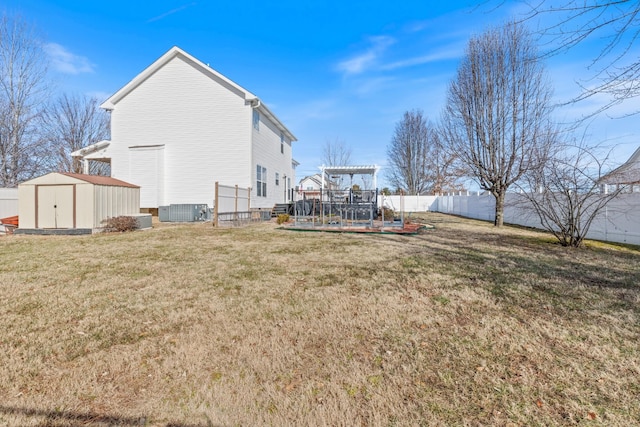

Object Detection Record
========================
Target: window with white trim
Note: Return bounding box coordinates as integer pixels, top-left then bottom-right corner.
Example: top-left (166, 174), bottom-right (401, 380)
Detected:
top-left (280, 133), bottom-right (284, 154)
top-left (275, 172), bottom-right (280, 186)
top-left (253, 110), bottom-right (260, 131)
top-left (256, 165), bottom-right (267, 197)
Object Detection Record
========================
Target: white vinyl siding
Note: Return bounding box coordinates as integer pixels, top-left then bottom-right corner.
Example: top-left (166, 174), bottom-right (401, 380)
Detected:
top-left (101, 48), bottom-right (295, 209)
top-left (109, 55), bottom-right (252, 205)
top-left (251, 111), bottom-right (294, 207)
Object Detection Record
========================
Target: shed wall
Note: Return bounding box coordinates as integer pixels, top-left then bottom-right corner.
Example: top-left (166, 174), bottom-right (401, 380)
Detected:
top-left (18, 185), bottom-right (36, 228)
top-left (94, 185), bottom-right (140, 227)
top-left (75, 183), bottom-right (95, 228)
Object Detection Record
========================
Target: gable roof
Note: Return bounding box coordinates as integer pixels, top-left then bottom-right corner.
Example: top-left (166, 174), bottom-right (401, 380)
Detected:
top-left (61, 173), bottom-right (140, 188)
top-left (601, 146), bottom-right (640, 184)
top-left (101, 46), bottom-right (297, 142)
top-left (300, 174), bottom-right (324, 187)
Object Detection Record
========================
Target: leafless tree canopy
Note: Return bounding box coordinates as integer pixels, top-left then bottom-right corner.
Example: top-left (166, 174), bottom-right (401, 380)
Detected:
top-left (322, 138), bottom-right (352, 166)
top-left (516, 142), bottom-right (626, 247)
top-left (517, 1), bottom-right (640, 115)
top-left (41, 94), bottom-right (110, 175)
top-left (0, 13), bottom-right (50, 187)
top-left (441, 21), bottom-right (555, 226)
top-left (387, 109), bottom-right (463, 194)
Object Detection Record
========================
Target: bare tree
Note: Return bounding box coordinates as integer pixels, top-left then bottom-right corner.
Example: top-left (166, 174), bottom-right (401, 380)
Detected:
top-left (0, 13), bottom-right (50, 187)
top-left (441, 21), bottom-right (555, 226)
top-left (41, 94), bottom-right (110, 175)
top-left (387, 110), bottom-right (462, 194)
top-left (322, 138), bottom-right (352, 166)
top-left (515, 141), bottom-right (627, 247)
top-left (386, 110), bottom-right (430, 194)
top-left (519, 1), bottom-right (640, 116)
top-left (430, 130), bottom-right (467, 195)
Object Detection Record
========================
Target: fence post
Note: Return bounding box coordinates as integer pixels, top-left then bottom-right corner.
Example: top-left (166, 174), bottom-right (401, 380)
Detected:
top-left (213, 181), bottom-right (219, 227)
top-left (234, 185), bottom-right (239, 222)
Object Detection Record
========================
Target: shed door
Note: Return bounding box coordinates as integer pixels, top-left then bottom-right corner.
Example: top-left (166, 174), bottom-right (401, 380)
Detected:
top-left (37, 185), bottom-right (75, 229)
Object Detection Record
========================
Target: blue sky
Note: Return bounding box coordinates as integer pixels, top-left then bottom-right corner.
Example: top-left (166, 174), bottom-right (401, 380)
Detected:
top-left (7, 0), bottom-right (639, 187)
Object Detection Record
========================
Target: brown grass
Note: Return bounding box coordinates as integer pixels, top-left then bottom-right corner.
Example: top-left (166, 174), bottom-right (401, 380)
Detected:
top-left (0, 213), bottom-right (638, 426)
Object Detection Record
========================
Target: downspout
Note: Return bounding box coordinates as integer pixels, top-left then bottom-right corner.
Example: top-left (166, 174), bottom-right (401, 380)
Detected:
top-left (249, 97), bottom-right (261, 208)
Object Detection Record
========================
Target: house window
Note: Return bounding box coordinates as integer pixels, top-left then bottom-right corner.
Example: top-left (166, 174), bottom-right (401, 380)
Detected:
top-left (280, 133), bottom-right (284, 154)
top-left (253, 110), bottom-right (260, 131)
top-left (256, 165), bottom-right (267, 197)
top-left (275, 172), bottom-right (280, 186)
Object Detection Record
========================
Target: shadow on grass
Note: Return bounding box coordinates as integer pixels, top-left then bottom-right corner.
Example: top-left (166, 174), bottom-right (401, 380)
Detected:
top-left (0, 405), bottom-right (218, 427)
top-left (368, 219), bottom-right (640, 316)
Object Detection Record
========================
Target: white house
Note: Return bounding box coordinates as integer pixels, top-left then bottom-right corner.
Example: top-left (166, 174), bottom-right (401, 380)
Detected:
top-left (601, 146), bottom-right (640, 192)
top-left (299, 174), bottom-right (326, 191)
top-left (73, 46), bottom-right (298, 210)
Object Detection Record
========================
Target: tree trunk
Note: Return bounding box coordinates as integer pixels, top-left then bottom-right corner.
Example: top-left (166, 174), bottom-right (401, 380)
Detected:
top-left (494, 191), bottom-right (505, 227)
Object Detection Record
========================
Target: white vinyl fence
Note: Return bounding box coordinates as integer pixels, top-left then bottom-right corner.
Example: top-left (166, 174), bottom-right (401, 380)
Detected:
top-left (212, 182), bottom-right (269, 226)
top-left (0, 188), bottom-right (19, 234)
top-left (379, 192), bottom-right (640, 246)
top-left (378, 194), bottom-right (438, 213)
top-left (0, 188), bottom-right (18, 218)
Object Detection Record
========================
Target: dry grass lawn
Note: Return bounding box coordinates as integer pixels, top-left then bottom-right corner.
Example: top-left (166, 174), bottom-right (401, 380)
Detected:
top-left (0, 212), bottom-right (638, 426)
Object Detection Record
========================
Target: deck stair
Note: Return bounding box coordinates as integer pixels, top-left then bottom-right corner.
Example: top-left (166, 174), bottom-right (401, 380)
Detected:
top-left (271, 203), bottom-right (293, 217)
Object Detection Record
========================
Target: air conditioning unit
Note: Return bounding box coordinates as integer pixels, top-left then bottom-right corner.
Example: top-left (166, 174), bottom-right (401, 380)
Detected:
top-left (159, 204), bottom-right (210, 222)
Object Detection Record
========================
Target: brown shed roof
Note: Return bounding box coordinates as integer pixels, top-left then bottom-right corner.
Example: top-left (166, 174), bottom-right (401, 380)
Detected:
top-left (61, 173), bottom-right (140, 188)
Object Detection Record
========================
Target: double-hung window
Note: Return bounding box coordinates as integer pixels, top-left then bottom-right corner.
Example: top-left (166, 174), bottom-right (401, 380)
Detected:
top-left (253, 110), bottom-right (260, 131)
top-left (275, 172), bottom-right (280, 186)
top-left (256, 165), bottom-right (267, 197)
top-left (280, 133), bottom-right (285, 154)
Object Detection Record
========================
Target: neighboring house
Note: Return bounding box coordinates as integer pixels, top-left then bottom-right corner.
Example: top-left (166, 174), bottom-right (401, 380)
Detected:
top-left (601, 146), bottom-right (640, 192)
top-left (73, 46), bottom-right (298, 209)
top-left (299, 174), bottom-right (325, 191)
top-left (298, 173), bottom-right (336, 199)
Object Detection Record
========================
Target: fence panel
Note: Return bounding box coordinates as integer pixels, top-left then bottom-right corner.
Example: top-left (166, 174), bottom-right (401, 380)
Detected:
top-left (378, 195), bottom-right (438, 212)
top-left (0, 188), bottom-right (18, 219)
top-left (213, 182), bottom-right (263, 227)
top-left (434, 192), bottom-right (640, 246)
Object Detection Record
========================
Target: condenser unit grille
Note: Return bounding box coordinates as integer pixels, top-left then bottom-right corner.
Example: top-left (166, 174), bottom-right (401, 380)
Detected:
top-left (159, 204), bottom-right (210, 222)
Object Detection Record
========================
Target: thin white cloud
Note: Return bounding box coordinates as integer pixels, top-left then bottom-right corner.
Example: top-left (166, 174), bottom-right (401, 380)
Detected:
top-left (352, 76), bottom-right (395, 96)
top-left (148, 2), bottom-right (197, 23)
top-left (45, 43), bottom-right (95, 75)
top-left (336, 36), bottom-right (395, 76)
top-left (381, 45), bottom-right (464, 71)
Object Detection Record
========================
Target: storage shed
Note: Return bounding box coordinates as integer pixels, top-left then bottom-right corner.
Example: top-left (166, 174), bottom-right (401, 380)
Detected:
top-left (18, 173), bottom-right (140, 233)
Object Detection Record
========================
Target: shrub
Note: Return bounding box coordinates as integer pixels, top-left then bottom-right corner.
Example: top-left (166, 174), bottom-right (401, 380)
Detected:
top-left (378, 207), bottom-right (395, 221)
top-left (102, 216), bottom-right (138, 232)
top-left (276, 214), bottom-right (290, 224)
